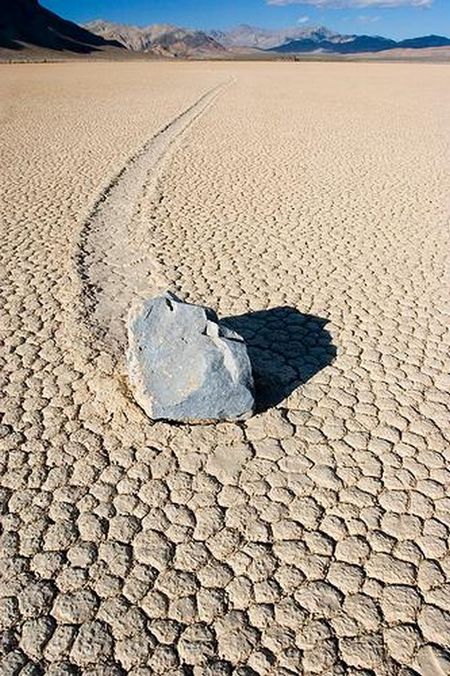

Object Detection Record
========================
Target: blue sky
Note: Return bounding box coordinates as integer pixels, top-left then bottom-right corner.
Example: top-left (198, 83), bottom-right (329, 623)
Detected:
top-left (45, 0), bottom-right (450, 40)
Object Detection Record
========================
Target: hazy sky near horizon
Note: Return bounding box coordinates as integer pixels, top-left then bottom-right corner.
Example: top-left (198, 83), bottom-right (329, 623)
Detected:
top-left (45, 0), bottom-right (449, 40)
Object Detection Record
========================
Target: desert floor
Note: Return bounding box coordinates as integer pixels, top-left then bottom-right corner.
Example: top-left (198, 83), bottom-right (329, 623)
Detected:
top-left (1, 61), bottom-right (450, 675)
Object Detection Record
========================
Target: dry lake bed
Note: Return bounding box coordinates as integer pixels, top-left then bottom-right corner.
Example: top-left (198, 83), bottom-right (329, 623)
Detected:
top-left (1, 61), bottom-right (450, 674)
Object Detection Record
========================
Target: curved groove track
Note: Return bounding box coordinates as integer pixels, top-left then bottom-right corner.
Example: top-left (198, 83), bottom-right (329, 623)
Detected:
top-left (76, 80), bottom-right (231, 356)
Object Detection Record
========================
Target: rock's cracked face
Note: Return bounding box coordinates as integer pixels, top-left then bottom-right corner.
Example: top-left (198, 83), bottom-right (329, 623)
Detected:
top-left (1, 61), bottom-right (450, 675)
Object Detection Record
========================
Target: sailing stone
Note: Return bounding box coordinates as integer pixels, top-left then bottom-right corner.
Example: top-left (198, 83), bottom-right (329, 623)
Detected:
top-left (127, 292), bottom-right (255, 422)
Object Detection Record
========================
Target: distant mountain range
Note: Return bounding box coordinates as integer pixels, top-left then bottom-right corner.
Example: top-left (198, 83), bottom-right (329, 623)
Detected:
top-left (1, 1), bottom-right (449, 58)
top-left (264, 26), bottom-right (450, 54)
top-left (84, 20), bottom-right (224, 57)
top-left (210, 24), bottom-right (337, 50)
top-left (394, 35), bottom-right (450, 49)
top-left (87, 20), bottom-right (450, 56)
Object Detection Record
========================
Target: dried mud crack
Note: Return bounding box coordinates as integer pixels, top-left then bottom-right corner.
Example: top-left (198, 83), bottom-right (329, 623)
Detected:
top-left (1, 62), bottom-right (450, 676)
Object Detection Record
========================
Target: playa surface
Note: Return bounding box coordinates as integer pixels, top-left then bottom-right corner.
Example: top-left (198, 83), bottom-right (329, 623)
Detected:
top-left (1, 61), bottom-right (450, 674)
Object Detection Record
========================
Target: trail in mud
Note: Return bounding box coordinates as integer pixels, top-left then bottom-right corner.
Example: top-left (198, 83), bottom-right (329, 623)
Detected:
top-left (76, 81), bottom-right (231, 357)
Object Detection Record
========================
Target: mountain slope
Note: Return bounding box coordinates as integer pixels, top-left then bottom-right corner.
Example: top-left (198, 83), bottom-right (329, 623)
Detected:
top-left (151, 29), bottom-right (225, 57)
top-left (396, 35), bottom-right (450, 49)
top-left (0, 0), bottom-right (123, 53)
top-left (270, 34), bottom-right (397, 54)
top-left (85, 20), bottom-right (226, 57)
top-left (83, 21), bottom-right (176, 52)
top-left (213, 23), bottom-right (450, 56)
top-left (210, 24), bottom-right (337, 50)
top-left (267, 28), bottom-right (450, 55)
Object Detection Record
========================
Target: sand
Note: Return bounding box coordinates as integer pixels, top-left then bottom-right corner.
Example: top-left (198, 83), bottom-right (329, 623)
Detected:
top-left (1, 60), bottom-right (450, 674)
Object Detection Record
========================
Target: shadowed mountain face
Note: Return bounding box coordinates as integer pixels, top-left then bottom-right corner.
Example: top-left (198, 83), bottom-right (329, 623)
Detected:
top-left (0, 0), bottom-right (124, 52)
top-left (84, 20), bottom-right (226, 57)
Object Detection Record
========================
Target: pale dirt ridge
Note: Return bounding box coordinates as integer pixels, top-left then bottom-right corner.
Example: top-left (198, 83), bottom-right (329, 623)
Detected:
top-left (1, 61), bottom-right (450, 676)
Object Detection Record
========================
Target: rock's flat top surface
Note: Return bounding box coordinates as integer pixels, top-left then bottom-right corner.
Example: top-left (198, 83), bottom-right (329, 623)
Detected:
top-left (1, 61), bottom-right (450, 675)
top-left (127, 292), bottom-right (254, 421)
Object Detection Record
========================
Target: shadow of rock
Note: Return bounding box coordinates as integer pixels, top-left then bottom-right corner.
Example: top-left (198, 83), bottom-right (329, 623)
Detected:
top-left (222, 307), bottom-right (336, 412)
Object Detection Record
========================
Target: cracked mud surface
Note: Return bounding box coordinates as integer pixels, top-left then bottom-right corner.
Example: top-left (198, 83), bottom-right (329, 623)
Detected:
top-left (1, 61), bottom-right (450, 675)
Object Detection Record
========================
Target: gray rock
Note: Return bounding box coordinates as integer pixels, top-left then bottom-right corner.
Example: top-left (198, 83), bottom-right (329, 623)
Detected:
top-left (127, 292), bottom-right (254, 422)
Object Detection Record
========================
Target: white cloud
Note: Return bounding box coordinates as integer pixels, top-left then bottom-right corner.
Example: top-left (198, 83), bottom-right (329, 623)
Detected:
top-left (267, 0), bottom-right (432, 7)
top-left (297, 15), bottom-right (311, 22)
